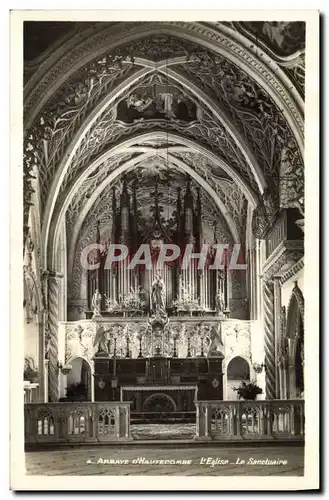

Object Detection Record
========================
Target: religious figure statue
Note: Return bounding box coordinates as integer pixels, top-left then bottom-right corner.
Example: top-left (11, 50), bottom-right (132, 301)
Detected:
top-left (92, 289), bottom-right (102, 317)
top-left (151, 274), bottom-right (166, 314)
top-left (93, 326), bottom-right (111, 355)
top-left (208, 323), bottom-right (224, 357)
top-left (215, 290), bottom-right (225, 315)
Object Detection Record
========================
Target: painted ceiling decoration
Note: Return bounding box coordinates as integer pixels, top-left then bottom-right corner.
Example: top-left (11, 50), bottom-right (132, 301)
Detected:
top-left (23, 21), bottom-right (304, 276)
top-left (228, 21), bottom-right (305, 97)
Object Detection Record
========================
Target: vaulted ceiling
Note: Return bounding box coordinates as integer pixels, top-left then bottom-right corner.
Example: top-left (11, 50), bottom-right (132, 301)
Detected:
top-left (23, 21), bottom-right (305, 285)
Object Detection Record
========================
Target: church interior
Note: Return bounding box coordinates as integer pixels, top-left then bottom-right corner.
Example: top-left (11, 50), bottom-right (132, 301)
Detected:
top-left (23, 20), bottom-right (305, 447)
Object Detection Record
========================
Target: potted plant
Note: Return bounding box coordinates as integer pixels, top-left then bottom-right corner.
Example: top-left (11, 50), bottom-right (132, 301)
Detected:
top-left (65, 381), bottom-right (88, 401)
top-left (233, 380), bottom-right (263, 401)
top-left (24, 357), bottom-right (39, 383)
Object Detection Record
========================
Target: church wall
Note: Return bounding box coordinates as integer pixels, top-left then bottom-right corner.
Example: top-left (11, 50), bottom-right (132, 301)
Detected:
top-left (23, 22), bottom-right (306, 406)
top-left (24, 318), bottom-right (39, 365)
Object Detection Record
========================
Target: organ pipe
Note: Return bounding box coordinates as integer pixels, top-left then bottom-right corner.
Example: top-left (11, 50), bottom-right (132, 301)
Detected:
top-left (87, 178), bottom-right (232, 314)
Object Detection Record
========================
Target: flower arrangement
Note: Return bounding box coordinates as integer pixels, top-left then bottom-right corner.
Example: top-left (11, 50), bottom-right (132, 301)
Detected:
top-left (173, 287), bottom-right (205, 314)
top-left (119, 289), bottom-right (146, 312)
top-left (233, 381), bottom-right (263, 401)
top-left (104, 296), bottom-right (121, 313)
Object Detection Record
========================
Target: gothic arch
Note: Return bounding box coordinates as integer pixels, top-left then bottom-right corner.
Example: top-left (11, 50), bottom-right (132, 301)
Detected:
top-left (286, 284), bottom-right (304, 363)
top-left (24, 21), bottom-right (304, 148)
top-left (287, 282), bottom-right (305, 324)
top-left (41, 78), bottom-right (263, 265)
top-left (24, 23), bottom-right (304, 268)
top-left (66, 355), bottom-right (94, 373)
top-left (63, 143), bottom-right (245, 285)
top-left (65, 356), bottom-right (93, 401)
top-left (281, 284), bottom-right (304, 399)
top-left (226, 355), bottom-right (251, 380)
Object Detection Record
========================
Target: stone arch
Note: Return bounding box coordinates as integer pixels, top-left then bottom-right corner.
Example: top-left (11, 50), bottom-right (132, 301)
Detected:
top-left (225, 354), bottom-right (252, 401)
top-left (43, 80), bottom-right (262, 268)
top-left (287, 282), bottom-right (304, 326)
top-left (281, 283), bottom-right (304, 399)
top-left (62, 139), bottom-right (248, 290)
top-left (65, 355), bottom-right (93, 401)
top-left (50, 129), bottom-right (259, 286)
top-left (29, 24), bottom-right (303, 265)
top-left (226, 355), bottom-right (251, 381)
top-left (24, 21), bottom-right (304, 151)
top-left (66, 354), bottom-right (94, 373)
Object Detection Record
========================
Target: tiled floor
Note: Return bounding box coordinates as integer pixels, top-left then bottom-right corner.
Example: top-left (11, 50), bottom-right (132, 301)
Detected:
top-left (25, 444), bottom-right (304, 476)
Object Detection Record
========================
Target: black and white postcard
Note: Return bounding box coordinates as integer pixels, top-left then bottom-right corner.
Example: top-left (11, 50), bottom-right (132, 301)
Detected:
top-left (10, 9), bottom-right (319, 491)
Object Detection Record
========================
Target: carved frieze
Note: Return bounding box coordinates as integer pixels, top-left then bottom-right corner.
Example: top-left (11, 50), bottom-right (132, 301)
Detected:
top-left (63, 317), bottom-right (253, 363)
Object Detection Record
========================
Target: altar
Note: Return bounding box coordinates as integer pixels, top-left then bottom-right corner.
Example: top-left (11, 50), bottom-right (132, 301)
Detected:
top-left (60, 180), bottom-right (254, 411)
top-left (120, 384), bottom-right (198, 413)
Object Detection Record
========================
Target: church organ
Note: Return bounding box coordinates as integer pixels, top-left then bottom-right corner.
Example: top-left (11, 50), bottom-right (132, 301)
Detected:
top-left (87, 177), bottom-right (229, 316)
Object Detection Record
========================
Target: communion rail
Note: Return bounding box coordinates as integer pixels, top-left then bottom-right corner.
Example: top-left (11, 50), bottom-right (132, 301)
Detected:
top-left (24, 402), bottom-right (132, 445)
top-left (24, 400), bottom-right (304, 445)
top-left (195, 400), bottom-right (304, 441)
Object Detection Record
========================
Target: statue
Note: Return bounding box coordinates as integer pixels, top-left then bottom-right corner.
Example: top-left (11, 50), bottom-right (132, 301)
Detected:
top-left (151, 274), bottom-right (166, 314)
top-left (215, 290), bottom-right (225, 315)
top-left (208, 323), bottom-right (224, 357)
top-left (92, 289), bottom-right (102, 317)
top-left (93, 326), bottom-right (111, 355)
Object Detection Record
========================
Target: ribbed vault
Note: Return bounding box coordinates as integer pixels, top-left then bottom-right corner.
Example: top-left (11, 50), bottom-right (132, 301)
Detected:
top-left (23, 21), bottom-right (305, 299)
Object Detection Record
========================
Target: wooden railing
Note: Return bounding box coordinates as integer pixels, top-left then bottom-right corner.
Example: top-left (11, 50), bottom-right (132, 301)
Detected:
top-left (195, 400), bottom-right (304, 441)
top-left (266, 212), bottom-right (287, 258)
top-left (24, 402), bottom-right (132, 444)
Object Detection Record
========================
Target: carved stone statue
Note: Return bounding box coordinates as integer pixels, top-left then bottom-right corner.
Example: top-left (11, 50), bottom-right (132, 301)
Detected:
top-left (208, 323), bottom-right (224, 357)
top-left (93, 326), bottom-right (111, 355)
top-left (151, 274), bottom-right (166, 314)
top-left (92, 289), bottom-right (102, 317)
top-left (215, 290), bottom-right (225, 315)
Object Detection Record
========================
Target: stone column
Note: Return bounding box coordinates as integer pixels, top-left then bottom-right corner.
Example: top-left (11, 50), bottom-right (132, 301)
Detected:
top-left (263, 279), bottom-right (276, 399)
top-left (273, 277), bottom-right (282, 398)
top-left (279, 358), bottom-right (288, 399)
top-left (44, 359), bottom-right (49, 403)
top-left (47, 272), bottom-right (63, 402)
top-left (37, 310), bottom-right (45, 402)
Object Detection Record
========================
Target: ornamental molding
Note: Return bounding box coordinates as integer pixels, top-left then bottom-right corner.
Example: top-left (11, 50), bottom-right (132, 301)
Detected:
top-left (63, 317), bottom-right (254, 361)
top-left (54, 92), bottom-right (259, 208)
top-left (221, 22), bottom-right (305, 100)
top-left (24, 22), bottom-right (304, 147)
top-left (262, 240), bottom-right (304, 280)
top-left (280, 257), bottom-right (304, 286)
top-left (121, 385), bottom-right (197, 391)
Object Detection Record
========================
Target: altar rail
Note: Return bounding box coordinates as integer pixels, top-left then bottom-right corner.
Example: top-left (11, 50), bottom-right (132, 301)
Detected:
top-left (24, 402), bottom-right (132, 444)
top-left (24, 400), bottom-right (304, 446)
top-left (195, 400), bottom-right (304, 441)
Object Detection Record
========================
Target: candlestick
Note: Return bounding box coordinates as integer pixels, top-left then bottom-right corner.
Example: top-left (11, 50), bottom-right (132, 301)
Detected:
top-left (138, 336), bottom-right (143, 358)
top-left (187, 336), bottom-right (191, 358)
top-left (125, 336), bottom-right (130, 358)
top-left (200, 336), bottom-right (204, 357)
top-left (173, 337), bottom-right (177, 358)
